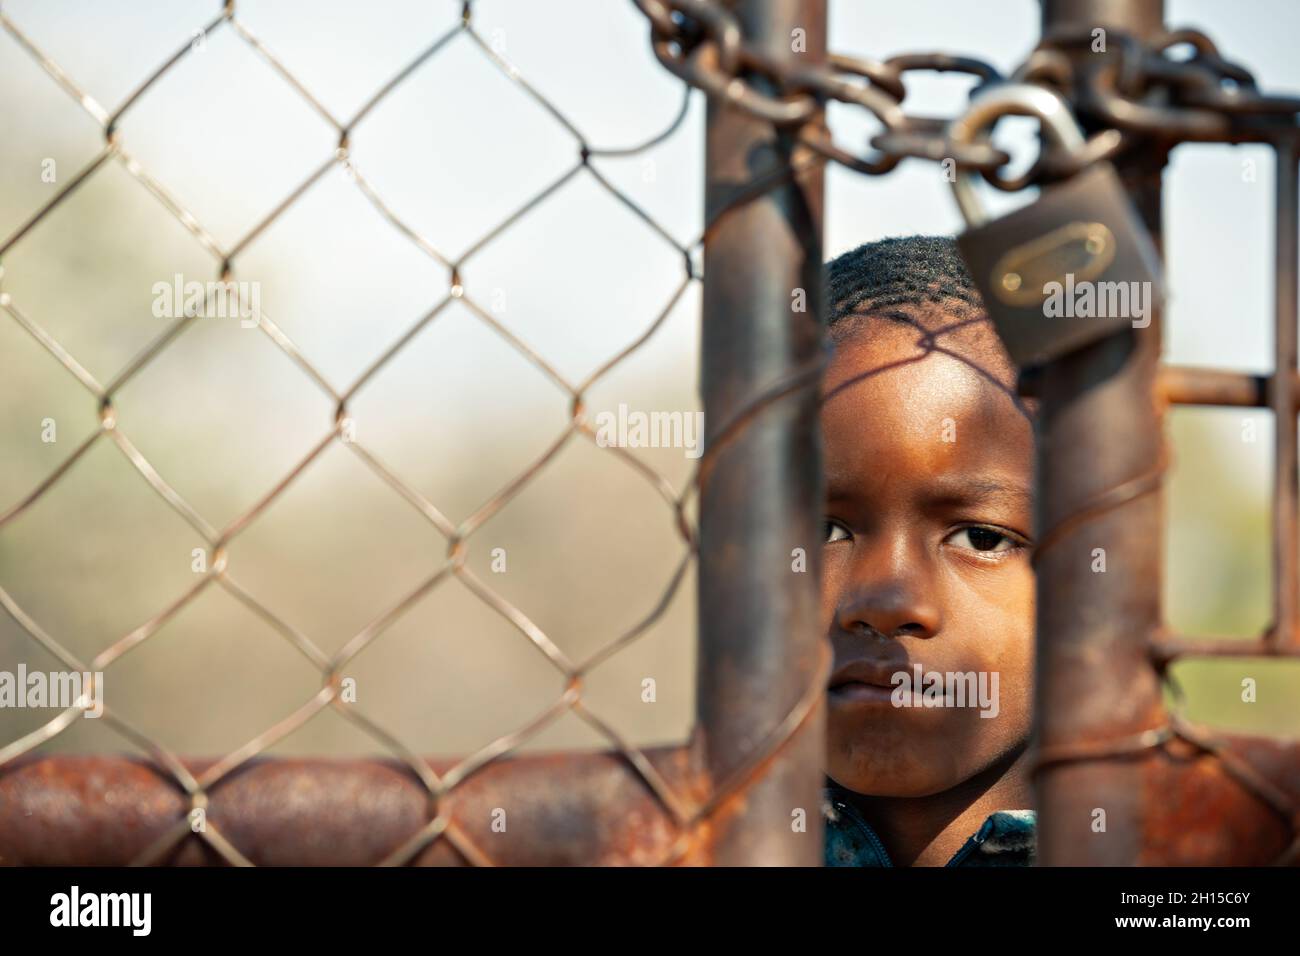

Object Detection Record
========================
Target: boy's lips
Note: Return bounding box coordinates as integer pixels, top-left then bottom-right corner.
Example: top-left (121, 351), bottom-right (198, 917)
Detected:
top-left (828, 659), bottom-right (933, 708)
top-left (828, 658), bottom-right (910, 692)
top-left (827, 658), bottom-right (921, 704)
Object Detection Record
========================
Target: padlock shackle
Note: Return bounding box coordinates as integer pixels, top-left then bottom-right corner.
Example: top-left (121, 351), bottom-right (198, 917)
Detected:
top-left (949, 83), bottom-right (1089, 227)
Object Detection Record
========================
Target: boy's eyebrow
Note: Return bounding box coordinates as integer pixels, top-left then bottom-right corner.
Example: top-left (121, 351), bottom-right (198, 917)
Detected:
top-left (823, 475), bottom-right (1033, 514)
top-left (923, 476), bottom-right (1033, 511)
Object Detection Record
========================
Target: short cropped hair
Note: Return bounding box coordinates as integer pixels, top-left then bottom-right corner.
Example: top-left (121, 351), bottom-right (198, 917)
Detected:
top-left (827, 234), bottom-right (984, 334)
top-left (824, 234), bottom-right (1024, 402)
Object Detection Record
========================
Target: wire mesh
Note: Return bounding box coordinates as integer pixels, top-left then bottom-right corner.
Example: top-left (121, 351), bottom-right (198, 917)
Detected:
top-left (0, 0), bottom-right (828, 866)
top-left (5, 0), bottom-right (1299, 868)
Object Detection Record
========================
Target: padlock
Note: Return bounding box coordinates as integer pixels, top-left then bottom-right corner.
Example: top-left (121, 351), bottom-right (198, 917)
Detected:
top-left (948, 84), bottom-right (1164, 369)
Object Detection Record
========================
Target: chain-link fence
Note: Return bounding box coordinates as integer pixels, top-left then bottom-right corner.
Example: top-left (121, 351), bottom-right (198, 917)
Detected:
top-left (3, 0), bottom-right (1300, 866)
top-left (0, 0), bottom-right (828, 865)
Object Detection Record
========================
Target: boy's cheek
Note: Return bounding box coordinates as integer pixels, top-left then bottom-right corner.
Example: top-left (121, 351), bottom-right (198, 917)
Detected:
top-left (818, 596), bottom-right (837, 637)
top-left (817, 560), bottom-right (847, 635)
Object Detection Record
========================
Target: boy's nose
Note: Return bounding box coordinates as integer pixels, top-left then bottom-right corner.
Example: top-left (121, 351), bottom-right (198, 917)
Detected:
top-left (836, 585), bottom-right (941, 640)
top-left (835, 543), bottom-right (942, 639)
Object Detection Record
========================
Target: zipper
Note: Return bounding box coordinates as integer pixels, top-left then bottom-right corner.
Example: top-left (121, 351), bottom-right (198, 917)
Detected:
top-left (832, 797), bottom-right (894, 867)
top-left (945, 834), bottom-right (981, 867)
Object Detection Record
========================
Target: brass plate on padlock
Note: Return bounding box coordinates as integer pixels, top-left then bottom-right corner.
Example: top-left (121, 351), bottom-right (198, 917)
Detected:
top-left (956, 162), bottom-right (1165, 369)
top-left (990, 221), bottom-right (1117, 307)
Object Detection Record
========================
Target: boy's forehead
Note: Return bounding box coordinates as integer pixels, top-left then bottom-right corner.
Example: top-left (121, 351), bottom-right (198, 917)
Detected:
top-left (823, 340), bottom-right (1003, 436)
top-left (822, 316), bottom-right (1014, 401)
top-left (820, 327), bottom-right (1034, 491)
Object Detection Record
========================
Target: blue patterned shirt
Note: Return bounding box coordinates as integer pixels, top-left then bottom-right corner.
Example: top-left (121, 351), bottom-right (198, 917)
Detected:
top-left (823, 786), bottom-right (1037, 867)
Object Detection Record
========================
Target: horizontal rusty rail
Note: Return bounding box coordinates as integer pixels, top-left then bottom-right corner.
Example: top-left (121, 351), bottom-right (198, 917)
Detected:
top-left (0, 748), bottom-right (706, 866)
top-left (4, 738), bottom-right (1300, 864)
top-left (1025, 364), bottom-right (1293, 409)
top-left (1151, 632), bottom-right (1300, 665)
top-left (1132, 730), bottom-right (1300, 864)
top-left (1158, 366), bottom-right (1275, 408)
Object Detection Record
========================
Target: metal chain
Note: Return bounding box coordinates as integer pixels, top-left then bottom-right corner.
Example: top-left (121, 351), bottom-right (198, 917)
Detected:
top-left (634, 0), bottom-right (1300, 190)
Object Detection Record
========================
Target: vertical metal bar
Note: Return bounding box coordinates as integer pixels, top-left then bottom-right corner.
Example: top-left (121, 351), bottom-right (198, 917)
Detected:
top-left (697, 0), bottom-right (827, 865)
top-left (1269, 134), bottom-right (1299, 650)
top-left (1034, 0), bottom-right (1170, 865)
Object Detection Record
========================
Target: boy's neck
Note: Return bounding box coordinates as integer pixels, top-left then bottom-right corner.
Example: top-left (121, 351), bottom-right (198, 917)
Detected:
top-left (837, 743), bottom-right (1034, 867)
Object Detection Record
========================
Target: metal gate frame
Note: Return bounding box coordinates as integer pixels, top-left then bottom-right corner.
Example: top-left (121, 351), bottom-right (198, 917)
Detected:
top-left (1030, 0), bottom-right (1300, 866)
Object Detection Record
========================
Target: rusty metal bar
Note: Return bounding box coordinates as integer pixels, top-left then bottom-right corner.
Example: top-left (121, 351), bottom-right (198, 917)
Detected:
top-left (1158, 366), bottom-right (1271, 407)
top-left (1033, 365), bottom-right (1274, 406)
top-left (7, 733), bottom-right (1298, 865)
top-left (1150, 632), bottom-right (1300, 666)
top-left (696, 0), bottom-right (827, 865)
top-left (1268, 133), bottom-right (1299, 650)
top-left (1033, 0), bottom-right (1170, 866)
top-left (1041, 0), bottom-right (1165, 34)
top-left (1134, 731), bottom-right (1300, 864)
top-left (1031, 364), bottom-right (1290, 407)
top-left (0, 748), bottom-right (699, 866)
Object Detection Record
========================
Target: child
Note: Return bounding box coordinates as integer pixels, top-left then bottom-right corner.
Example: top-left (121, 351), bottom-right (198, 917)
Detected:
top-left (819, 236), bottom-right (1037, 867)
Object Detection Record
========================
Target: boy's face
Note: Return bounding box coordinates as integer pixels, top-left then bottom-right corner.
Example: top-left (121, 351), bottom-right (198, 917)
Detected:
top-left (821, 311), bottom-right (1035, 798)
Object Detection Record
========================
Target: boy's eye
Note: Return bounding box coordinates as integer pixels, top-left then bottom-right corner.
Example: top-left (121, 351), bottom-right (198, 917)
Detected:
top-left (949, 526), bottom-right (1016, 553)
top-left (824, 519), bottom-right (851, 544)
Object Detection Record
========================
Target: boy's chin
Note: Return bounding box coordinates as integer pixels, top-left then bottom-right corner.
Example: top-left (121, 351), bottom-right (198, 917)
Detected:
top-left (832, 776), bottom-right (962, 799)
top-left (828, 756), bottom-right (973, 799)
